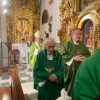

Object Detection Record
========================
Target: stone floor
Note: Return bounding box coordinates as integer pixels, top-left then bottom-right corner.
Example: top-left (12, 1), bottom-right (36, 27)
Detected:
top-left (0, 63), bottom-right (71, 100)
top-left (0, 64), bottom-right (38, 100)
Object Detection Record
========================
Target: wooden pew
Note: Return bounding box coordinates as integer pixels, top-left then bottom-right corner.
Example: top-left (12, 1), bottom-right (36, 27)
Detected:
top-left (0, 66), bottom-right (29, 100)
top-left (0, 87), bottom-right (12, 100)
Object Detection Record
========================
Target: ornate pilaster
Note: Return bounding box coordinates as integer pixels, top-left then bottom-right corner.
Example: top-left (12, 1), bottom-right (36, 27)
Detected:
top-left (58, 0), bottom-right (79, 45)
top-left (94, 25), bottom-right (100, 49)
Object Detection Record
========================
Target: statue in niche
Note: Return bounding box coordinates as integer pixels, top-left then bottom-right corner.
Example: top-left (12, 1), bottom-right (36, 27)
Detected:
top-left (16, 17), bottom-right (30, 35)
top-left (82, 20), bottom-right (93, 53)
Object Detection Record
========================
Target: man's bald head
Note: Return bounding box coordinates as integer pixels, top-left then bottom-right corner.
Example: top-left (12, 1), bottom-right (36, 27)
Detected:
top-left (71, 29), bottom-right (81, 42)
top-left (44, 38), bottom-right (56, 55)
top-left (34, 31), bottom-right (42, 43)
top-left (44, 38), bottom-right (56, 46)
top-left (34, 31), bottom-right (41, 38)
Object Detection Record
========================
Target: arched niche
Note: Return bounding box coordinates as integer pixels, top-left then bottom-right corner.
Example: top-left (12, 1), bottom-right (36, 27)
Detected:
top-left (77, 12), bottom-right (100, 53)
top-left (42, 9), bottom-right (49, 25)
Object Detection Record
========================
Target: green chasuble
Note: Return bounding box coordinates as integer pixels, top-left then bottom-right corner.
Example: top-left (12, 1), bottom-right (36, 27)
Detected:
top-left (72, 49), bottom-right (100, 100)
top-left (60, 40), bottom-right (90, 96)
top-left (34, 49), bottom-right (64, 100)
top-left (29, 42), bottom-right (44, 69)
top-left (26, 41), bottom-right (30, 47)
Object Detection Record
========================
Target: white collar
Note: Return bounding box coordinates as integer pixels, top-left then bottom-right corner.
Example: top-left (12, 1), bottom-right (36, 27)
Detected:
top-left (73, 41), bottom-right (79, 45)
top-left (47, 54), bottom-right (53, 60)
top-left (35, 42), bottom-right (39, 45)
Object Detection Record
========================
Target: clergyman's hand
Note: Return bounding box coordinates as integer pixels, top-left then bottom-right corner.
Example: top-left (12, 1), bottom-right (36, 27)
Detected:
top-left (48, 74), bottom-right (57, 82)
top-left (80, 55), bottom-right (86, 61)
top-left (74, 55), bottom-right (86, 62)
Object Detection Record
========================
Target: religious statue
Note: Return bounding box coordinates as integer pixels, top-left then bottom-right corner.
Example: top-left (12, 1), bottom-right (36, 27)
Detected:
top-left (16, 17), bottom-right (30, 35)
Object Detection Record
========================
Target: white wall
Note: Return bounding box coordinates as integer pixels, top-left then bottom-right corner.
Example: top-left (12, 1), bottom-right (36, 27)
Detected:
top-left (1, 15), bottom-right (7, 42)
top-left (40, 0), bottom-right (61, 43)
top-left (0, 14), bottom-right (8, 67)
top-left (0, 2), bottom-right (9, 67)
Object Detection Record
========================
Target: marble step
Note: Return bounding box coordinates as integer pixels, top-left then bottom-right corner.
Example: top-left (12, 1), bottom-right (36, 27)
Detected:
top-left (22, 82), bottom-right (38, 100)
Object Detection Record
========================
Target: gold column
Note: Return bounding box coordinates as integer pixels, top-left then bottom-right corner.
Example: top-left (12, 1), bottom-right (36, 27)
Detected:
top-left (94, 25), bottom-right (100, 49)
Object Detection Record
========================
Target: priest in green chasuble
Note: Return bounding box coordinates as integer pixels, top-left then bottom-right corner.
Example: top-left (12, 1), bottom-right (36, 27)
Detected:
top-left (72, 49), bottom-right (100, 100)
top-left (29, 31), bottom-right (44, 70)
top-left (34, 38), bottom-right (64, 100)
top-left (60, 28), bottom-right (90, 97)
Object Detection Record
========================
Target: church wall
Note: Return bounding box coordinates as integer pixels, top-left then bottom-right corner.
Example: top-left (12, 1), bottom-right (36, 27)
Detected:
top-left (0, 18), bottom-right (1, 41)
top-left (1, 15), bottom-right (7, 42)
top-left (40, 0), bottom-right (61, 43)
top-left (0, 14), bottom-right (8, 67)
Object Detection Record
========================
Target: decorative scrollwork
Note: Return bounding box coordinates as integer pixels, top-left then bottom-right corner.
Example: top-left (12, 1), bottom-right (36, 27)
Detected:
top-left (20, 0), bottom-right (28, 7)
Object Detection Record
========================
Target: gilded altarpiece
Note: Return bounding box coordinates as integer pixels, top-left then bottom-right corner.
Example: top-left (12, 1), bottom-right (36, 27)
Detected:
top-left (6, 0), bottom-right (40, 43)
top-left (59, 0), bottom-right (100, 54)
top-left (58, 0), bottom-right (79, 45)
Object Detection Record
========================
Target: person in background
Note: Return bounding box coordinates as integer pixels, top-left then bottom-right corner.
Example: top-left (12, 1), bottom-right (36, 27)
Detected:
top-left (26, 35), bottom-right (33, 69)
top-left (72, 49), bottom-right (100, 100)
top-left (18, 38), bottom-right (27, 64)
top-left (60, 28), bottom-right (90, 98)
top-left (29, 31), bottom-right (44, 70)
top-left (34, 38), bottom-right (64, 100)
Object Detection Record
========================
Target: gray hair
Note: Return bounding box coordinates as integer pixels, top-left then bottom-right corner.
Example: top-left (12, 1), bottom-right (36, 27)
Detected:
top-left (44, 38), bottom-right (56, 45)
top-left (70, 28), bottom-right (81, 36)
top-left (34, 31), bottom-right (41, 37)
